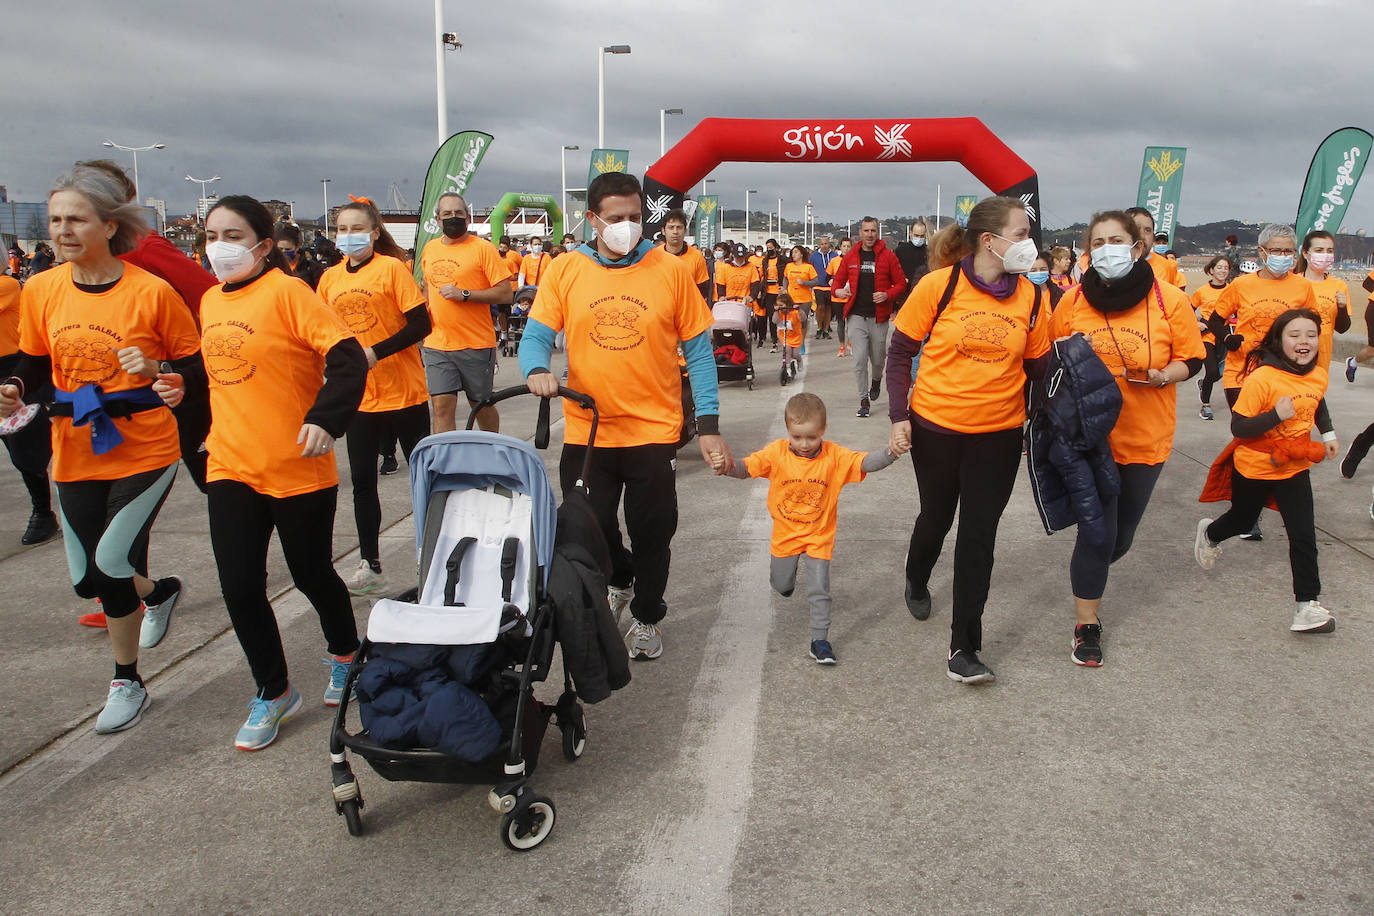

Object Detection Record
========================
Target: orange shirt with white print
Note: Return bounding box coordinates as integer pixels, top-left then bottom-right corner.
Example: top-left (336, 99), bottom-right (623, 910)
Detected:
top-left (714, 261), bottom-right (759, 302)
top-left (1190, 282), bottom-right (1227, 344)
top-left (743, 438), bottom-right (867, 560)
top-left (893, 265), bottom-right (1050, 434)
top-left (503, 248), bottom-right (523, 290)
top-left (200, 268), bottom-right (354, 497)
top-left (1147, 251), bottom-right (1186, 290)
top-left (529, 247), bottom-right (713, 448)
top-left (18, 262), bottom-right (199, 482)
top-left (827, 257), bottom-right (849, 304)
top-left (784, 262), bottom-right (817, 304)
top-left (1049, 282), bottom-right (1204, 465)
top-left (1232, 363), bottom-right (1329, 481)
top-left (420, 235), bottom-right (510, 351)
top-left (316, 254), bottom-right (428, 414)
top-left (1207, 272), bottom-right (1318, 389)
top-left (0, 275), bottom-right (20, 356)
top-left (1308, 276), bottom-right (1348, 373)
top-left (670, 245), bottom-right (710, 286)
top-left (520, 251), bottom-right (551, 287)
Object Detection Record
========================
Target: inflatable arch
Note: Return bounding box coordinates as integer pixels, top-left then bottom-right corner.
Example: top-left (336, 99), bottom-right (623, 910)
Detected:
top-left (642, 117), bottom-right (1042, 246)
top-left (488, 192), bottom-right (564, 245)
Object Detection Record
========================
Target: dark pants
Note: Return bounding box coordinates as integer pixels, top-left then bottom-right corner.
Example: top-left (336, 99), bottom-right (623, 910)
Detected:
top-left (762, 292), bottom-right (779, 345)
top-left (345, 403), bottom-right (430, 561)
top-left (1225, 387), bottom-right (1240, 408)
top-left (904, 422), bottom-right (1022, 653)
top-left (171, 394), bottom-right (212, 492)
top-left (207, 481), bottom-right (359, 699)
top-left (1207, 469), bottom-right (1320, 601)
top-left (56, 464), bottom-right (178, 618)
top-left (0, 352), bottom-right (52, 512)
top-left (1199, 344), bottom-right (1223, 404)
top-left (1069, 462), bottom-right (1164, 600)
top-left (559, 442), bottom-right (678, 625)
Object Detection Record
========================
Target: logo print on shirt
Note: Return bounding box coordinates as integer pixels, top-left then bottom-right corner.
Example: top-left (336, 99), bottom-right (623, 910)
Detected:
top-left (203, 326), bottom-right (256, 385)
top-left (1087, 327), bottom-right (1146, 370)
top-left (776, 480), bottom-right (826, 524)
top-left (954, 313), bottom-right (1015, 364)
top-left (54, 330), bottom-right (120, 384)
top-left (334, 291), bottom-right (379, 335)
top-left (426, 258), bottom-right (460, 286)
top-left (590, 300), bottom-right (646, 351)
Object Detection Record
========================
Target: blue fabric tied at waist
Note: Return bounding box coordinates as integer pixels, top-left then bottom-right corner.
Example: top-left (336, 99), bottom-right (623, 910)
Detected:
top-left (53, 384), bottom-right (165, 455)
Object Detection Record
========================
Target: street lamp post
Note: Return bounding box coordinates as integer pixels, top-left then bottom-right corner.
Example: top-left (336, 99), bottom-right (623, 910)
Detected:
top-left (745, 189), bottom-right (758, 247)
top-left (561, 145), bottom-right (580, 235)
top-left (659, 107), bottom-right (683, 158)
top-left (102, 139), bottom-right (165, 202)
top-left (777, 197), bottom-right (783, 242)
top-left (597, 45), bottom-right (632, 148)
top-left (321, 178), bottom-right (332, 233)
top-left (184, 174), bottom-right (221, 226)
top-left (434, 1), bottom-right (463, 144)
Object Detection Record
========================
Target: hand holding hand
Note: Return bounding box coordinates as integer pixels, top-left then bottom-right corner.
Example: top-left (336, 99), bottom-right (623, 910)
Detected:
top-left (890, 420), bottom-right (912, 457)
top-left (699, 434), bottom-right (733, 475)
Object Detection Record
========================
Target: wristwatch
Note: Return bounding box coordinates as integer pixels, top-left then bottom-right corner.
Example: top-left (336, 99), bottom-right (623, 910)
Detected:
top-left (461, 288), bottom-right (471, 301)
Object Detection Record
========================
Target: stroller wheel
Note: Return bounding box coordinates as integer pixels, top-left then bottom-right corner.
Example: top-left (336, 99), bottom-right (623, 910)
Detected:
top-left (340, 799), bottom-right (363, 836)
top-left (560, 707), bottom-right (587, 761)
top-left (779, 365), bottom-right (789, 387)
top-left (501, 795), bottom-right (556, 851)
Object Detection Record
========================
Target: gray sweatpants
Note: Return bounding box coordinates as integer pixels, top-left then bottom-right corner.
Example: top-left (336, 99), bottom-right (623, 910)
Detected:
top-left (770, 553), bottom-right (832, 641)
top-left (846, 315), bottom-right (888, 397)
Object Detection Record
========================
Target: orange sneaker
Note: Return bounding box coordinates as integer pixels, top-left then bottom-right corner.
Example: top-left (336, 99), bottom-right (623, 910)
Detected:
top-left (79, 599), bottom-right (107, 628)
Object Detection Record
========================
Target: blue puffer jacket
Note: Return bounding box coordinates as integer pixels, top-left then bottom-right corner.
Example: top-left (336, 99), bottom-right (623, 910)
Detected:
top-left (1027, 333), bottom-right (1123, 544)
top-left (356, 643), bottom-right (502, 763)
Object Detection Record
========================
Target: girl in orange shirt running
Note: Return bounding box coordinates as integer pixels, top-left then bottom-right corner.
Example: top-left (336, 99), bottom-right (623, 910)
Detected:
top-left (1191, 256), bottom-right (1232, 420)
top-left (0, 165), bottom-right (202, 734)
top-left (317, 198), bottom-right (432, 598)
top-left (1295, 230), bottom-right (1350, 373)
top-left (201, 196), bottom-right (368, 751)
top-left (1048, 210), bottom-right (1205, 667)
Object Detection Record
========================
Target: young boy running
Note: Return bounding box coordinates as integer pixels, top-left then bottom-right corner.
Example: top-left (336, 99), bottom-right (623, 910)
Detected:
top-left (721, 393), bottom-right (901, 663)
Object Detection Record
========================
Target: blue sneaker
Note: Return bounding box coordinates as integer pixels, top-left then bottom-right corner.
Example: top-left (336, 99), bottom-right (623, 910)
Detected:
top-left (322, 655), bottom-right (354, 706)
top-left (808, 640), bottom-right (837, 665)
top-left (234, 685), bottom-right (303, 751)
top-left (95, 679), bottom-right (149, 733)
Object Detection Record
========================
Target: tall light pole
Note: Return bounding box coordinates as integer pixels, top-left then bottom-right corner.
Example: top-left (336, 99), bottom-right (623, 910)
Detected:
top-left (777, 197), bottom-right (783, 241)
top-left (745, 189), bottom-right (757, 247)
top-left (598, 44), bottom-right (631, 148)
top-left (561, 144), bottom-right (580, 236)
top-left (434, 3), bottom-right (462, 144)
top-left (102, 139), bottom-right (164, 202)
top-left (321, 178), bottom-right (332, 233)
top-left (659, 107), bottom-right (683, 158)
top-left (185, 174), bottom-right (220, 226)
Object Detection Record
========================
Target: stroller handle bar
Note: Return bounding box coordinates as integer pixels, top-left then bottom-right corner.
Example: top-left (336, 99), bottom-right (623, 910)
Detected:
top-left (465, 386), bottom-right (600, 477)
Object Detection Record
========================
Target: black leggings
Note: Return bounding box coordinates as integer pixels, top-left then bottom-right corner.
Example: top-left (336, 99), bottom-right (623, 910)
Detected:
top-left (559, 442), bottom-right (678, 625)
top-left (904, 422), bottom-right (1023, 653)
top-left (0, 352), bottom-right (52, 512)
top-left (207, 480), bottom-right (359, 699)
top-left (1207, 469), bottom-right (1320, 601)
top-left (346, 403), bottom-right (430, 562)
top-left (1069, 462), bottom-right (1164, 601)
top-left (171, 395), bottom-right (212, 492)
top-left (56, 464), bottom-right (178, 618)
top-left (1199, 344), bottom-right (1223, 405)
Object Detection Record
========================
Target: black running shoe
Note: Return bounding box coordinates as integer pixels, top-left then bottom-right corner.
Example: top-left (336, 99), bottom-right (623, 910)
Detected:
top-left (1071, 623), bottom-right (1103, 667)
top-left (1342, 439), bottom-right (1370, 479)
top-left (904, 581), bottom-right (931, 620)
top-left (856, 397), bottom-right (871, 418)
top-left (947, 650), bottom-right (995, 684)
top-left (867, 383), bottom-right (881, 402)
top-left (21, 510), bottom-right (58, 545)
top-left (379, 454), bottom-right (400, 476)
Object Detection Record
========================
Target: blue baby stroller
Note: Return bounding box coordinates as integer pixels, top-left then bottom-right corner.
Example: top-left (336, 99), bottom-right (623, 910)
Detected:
top-left (328, 387), bottom-right (627, 850)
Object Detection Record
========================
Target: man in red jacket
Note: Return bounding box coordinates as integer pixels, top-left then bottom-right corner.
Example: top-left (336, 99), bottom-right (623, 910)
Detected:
top-left (831, 217), bottom-right (905, 417)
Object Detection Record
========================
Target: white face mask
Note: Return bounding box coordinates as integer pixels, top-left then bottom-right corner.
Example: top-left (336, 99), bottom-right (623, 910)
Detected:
top-left (529, 243), bottom-right (542, 253)
top-left (991, 234), bottom-right (1037, 274)
top-left (911, 237), bottom-right (927, 247)
top-left (1091, 243), bottom-right (1137, 281)
top-left (593, 216), bottom-right (642, 256)
top-left (564, 241), bottom-right (576, 252)
top-left (206, 240), bottom-right (264, 283)
top-left (1307, 252), bottom-right (1335, 272)
top-left (335, 232), bottom-right (372, 257)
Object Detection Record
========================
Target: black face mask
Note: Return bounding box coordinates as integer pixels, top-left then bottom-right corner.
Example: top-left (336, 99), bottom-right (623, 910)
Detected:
top-left (442, 216), bottom-right (467, 239)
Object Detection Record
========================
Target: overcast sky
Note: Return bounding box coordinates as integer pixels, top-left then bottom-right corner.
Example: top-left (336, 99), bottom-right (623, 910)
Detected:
top-left (5, 0), bottom-right (1372, 236)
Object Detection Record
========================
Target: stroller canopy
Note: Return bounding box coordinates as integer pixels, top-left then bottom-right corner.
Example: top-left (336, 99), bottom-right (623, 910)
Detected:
top-left (407, 431), bottom-right (558, 576)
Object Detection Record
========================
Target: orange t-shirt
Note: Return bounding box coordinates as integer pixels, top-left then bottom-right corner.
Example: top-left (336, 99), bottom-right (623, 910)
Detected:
top-left (316, 254), bottom-right (428, 414)
top-left (1147, 252), bottom-right (1186, 290)
top-left (893, 266), bottom-right (1050, 434)
top-left (520, 251), bottom-right (551, 287)
top-left (420, 235), bottom-right (510, 351)
top-left (502, 248), bottom-right (523, 290)
top-left (714, 261), bottom-right (759, 302)
top-left (760, 255), bottom-right (784, 293)
top-left (776, 305), bottom-right (805, 348)
top-left (743, 438), bottom-right (867, 560)
top-left (1208, 272), bottom-right (1319, 389)
top-left (784, 262), bottom-right (818, 304)
top-left (18, 262), bottom-right (199, 482)
top-left (1232, 364), bottom-right (1329, 481)
top-left (670, 245), bottom-right (710, 287)
top-left (200, 268), bottom-right (354, 497)
top-left (0, 275), bottom-right (20, 356)
top-left (1308, 276), bottom-right (1348, 373)
top-left (827, 257), bottom-right (849, 304)
top-left (1190, 283), bottom-right (1227, 344)
top-left (1049, 283), bottom-right (1205, 465)
top-left (529, 247), bottom-right (714, 448)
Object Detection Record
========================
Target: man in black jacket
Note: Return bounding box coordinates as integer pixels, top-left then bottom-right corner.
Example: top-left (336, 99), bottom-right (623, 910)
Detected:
top-left (893, 219), bottom-right (930, 310)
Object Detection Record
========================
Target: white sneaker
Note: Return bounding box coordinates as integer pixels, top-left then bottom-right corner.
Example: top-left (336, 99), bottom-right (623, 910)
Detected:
top-left (608, 583), bottom-right (634, 626)
top-left (139, 576), bottom-right (183, 649)
top-left (1194, 518), bottom-right (1222, 570)
top-left (627, 620), bottom-right (663, 660)
top-left (95, 679), bottom-right (149, 734)
top-left (345, 560), bottom-right (387, 597)
top-left (1291, 600), bottom-right (1336, 634)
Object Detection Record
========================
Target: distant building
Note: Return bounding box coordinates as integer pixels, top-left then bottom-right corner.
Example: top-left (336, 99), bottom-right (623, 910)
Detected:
top-left (263, 199), bottom-right (292, 224)
top-left (197, 196), bottom-right (218, 222)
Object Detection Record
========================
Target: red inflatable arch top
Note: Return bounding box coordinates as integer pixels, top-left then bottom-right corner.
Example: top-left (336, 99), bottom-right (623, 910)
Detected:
top-left (641, 116), bottom-right (1042, 245)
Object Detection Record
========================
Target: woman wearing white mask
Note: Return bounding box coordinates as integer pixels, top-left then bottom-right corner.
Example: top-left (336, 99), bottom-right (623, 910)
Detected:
top-left (1295, 230), bottom-right (1350, 374)
top-left (883, 196), bottom-right (1051, 684)
top-left (316, 197), bottom-right (431, 598)
top-left (200, 195), bottom-right (368, 751)
top-left (1046, 210), bottom-right (1204, 667)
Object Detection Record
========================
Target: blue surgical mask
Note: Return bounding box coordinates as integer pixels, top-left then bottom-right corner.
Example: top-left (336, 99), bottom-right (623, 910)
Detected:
top-left (1265, 253), bottom-right (1295, 276)
top-left (336, 232), bottom-right (372, 257)
top-left (1152, 245), bottom-right (1168, 255)
top-left (1027, 270), bottom-right (1050, 286)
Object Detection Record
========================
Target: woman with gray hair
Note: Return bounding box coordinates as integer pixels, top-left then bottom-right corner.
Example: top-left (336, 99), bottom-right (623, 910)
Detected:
top-left (0, 164), bottom-right (203, 734)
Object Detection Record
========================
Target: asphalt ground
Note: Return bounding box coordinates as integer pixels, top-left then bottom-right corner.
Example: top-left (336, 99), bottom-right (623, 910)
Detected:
top-left (2, 331), bottom-right (1373, 915)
